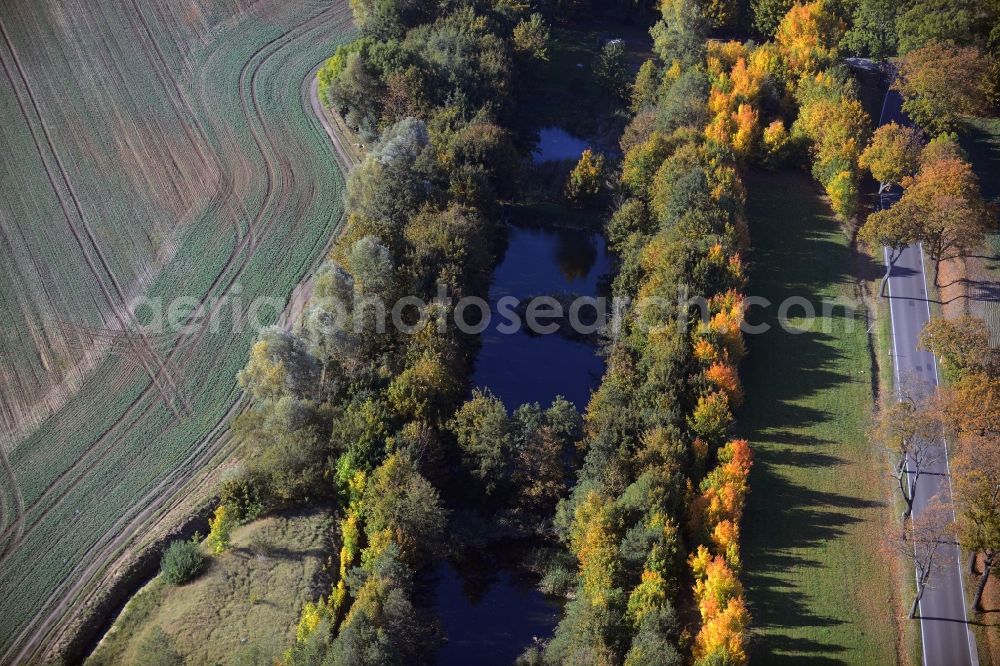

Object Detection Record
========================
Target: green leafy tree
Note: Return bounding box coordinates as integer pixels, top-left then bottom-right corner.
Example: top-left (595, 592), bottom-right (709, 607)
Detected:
top-left (219, 471), bottom-right (267, 523)
top-left (594, 40), bottom-right (629, 106)
top-left (349, 0), bottom-right (434, 39)
top-left (330, 397), bottom-right (393, 473)
top-left (858, 206), bottom-right (919, 293)
top-left (631, 60), bottom-right (660, 114)
top-left (327, 49), bottom-right (383, 139)
top-left (751, 0), bottom-right (795, 38)
top-left (607, 198), bottom-right (653, 253)
top-left (652, 0), bottom-right (708, 67)
top-left (160, 538), bottom-right (206, 585)
top-left (624, 606), bottom-right (682, 666)
top-left (512, 13), bottom-right (550, 62)
top-left (565, 149), bottom-right (607, 206)
top-left (252, 427), bottom-right (328, 504)
top-left (840, 0), bottom-right (899, 60)
top-left (793, 70), bottom-right (871, 219)
top-left (896, 0), bottom-right (980, 54)
top-left (657, 68), bottom-right (710, 134)
top-left (689, 392), bottom-right (732, 444)
top-left (704, 0), bottom-right (742, 30)
top-left (448, 389), bottom-right (513, 497)
top-left (237, 328), bottom-right (320, 402)
top-left (348, 235), bottom-right (395, 299)
top-left (362, 453), bottom-right (448, 559)
top-left (858, 122), bottom-right (922, 192)
top-left (387, 351), bottom-right (462, 422)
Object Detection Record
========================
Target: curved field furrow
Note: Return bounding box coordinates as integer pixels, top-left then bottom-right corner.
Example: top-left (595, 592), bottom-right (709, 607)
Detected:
top-left (0, 19), bottom-right (191, 420)
top-left (0, 3), bottom-right (348, 557)
top-left (0, 5), bottom-right (345, 560)
top-left (0, 0), bottom-right (356, 659)
top-left (0, 3), bottom-right (347, 556)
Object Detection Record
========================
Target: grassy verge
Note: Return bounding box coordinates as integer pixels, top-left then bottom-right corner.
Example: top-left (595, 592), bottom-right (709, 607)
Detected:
top-left (958, 114), bottom-right (1000, 663)
top-left (87, 508), bottom-right (335, 666)
top-left (959, 117), bottom-right (1000, 345)
top-left (873, 277), bottom-right (924, 665)
top-left (960, 116), bottom-right (1000, 206)
top-left (739, 170), bottom-right (898, 664)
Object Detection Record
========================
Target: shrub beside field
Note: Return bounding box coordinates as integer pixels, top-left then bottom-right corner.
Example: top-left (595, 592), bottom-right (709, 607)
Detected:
top-left (87, 509), bottom-right (335, 666)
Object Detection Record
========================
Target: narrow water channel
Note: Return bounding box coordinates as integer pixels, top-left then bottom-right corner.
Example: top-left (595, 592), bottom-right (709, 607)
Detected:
top-left (434, 127), bottom-right (608, 664)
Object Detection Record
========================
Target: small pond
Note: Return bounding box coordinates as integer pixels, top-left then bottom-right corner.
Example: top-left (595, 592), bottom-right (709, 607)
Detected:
top-left (433, 562), bottom-right (561, 665)
top-left (471, 223), bottom-right (610, 411)
top-left (533, 126), bottom-right (590, 163)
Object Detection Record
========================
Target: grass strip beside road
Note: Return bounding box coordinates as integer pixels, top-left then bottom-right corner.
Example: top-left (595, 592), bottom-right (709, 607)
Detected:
top-left (740, 170), bottom-right (898, 664)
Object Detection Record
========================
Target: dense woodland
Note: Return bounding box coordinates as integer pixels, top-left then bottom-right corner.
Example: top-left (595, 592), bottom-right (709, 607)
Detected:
top-left (144, 0), bottom-right (1000, 664)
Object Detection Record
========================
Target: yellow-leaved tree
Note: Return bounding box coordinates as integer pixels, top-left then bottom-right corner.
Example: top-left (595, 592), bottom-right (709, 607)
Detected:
top-left (206, 504), bottom-right (234, 555)
top-left (775, 0), bottom-right (845, 80)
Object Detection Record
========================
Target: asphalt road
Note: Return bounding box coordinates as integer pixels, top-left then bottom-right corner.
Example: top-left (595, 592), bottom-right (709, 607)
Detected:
top-left (880, 88), bottom-right (979, 666)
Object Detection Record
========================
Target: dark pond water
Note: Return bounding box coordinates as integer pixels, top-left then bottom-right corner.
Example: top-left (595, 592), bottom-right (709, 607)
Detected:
top-left (433, 122), bottom-right (609, 664)
top-left (533, 126), bottom-right (590, 163)
top-left (433, 562), bottom-right (562, 665)
top-left (471, 224), bottom-right (610, 411)
top-left (435, 222), bottom-right (609, 664)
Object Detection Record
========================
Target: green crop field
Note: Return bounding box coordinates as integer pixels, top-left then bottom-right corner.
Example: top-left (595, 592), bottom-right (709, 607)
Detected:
top-left (739, 171), bottom-right (899, 664)
top-left (0, 0), bottom-right (354, 660)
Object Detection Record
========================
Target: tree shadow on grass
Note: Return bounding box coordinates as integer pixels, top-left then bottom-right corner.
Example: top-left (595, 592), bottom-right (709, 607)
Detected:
top-left (738, 171), bottom-right (887, 663)
top-left (960, 120), bottom-right (1000, 205)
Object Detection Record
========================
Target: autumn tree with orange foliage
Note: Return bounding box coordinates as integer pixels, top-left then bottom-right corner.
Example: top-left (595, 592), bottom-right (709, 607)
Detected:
top-left (860, 137), bottom-right (991, 284)
top-left (918, 314), bottom-right (1000, 611)
top-left (690, 546), bottom-right (750, 665)
top-left (705, 362), bottom-right (743, 406)
top-left (690, 439), bottom-right (753, 564)
top-left (895, 40), bottom-right (992, 134)
top-left (952, 434), bottom-right (1000, 611)
top-left (545, 6), bottom-right (757, 658)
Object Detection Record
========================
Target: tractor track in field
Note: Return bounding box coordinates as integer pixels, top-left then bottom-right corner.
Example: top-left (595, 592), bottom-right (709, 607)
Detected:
top-left (122, 0), bottom-right (244, 250)
top-left (0, 3), bottom-right (357, 661)
top-left (0, 18), bottom-right (191, 420)
top-left (0, 2), bottom-right (351, 560)
top-left (0, 432), bottom-right (24, 562)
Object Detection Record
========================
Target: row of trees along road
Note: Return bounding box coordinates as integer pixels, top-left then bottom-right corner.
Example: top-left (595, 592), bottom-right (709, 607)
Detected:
top-left (877, 315), bottom-right (1000, 614)
top-left (840, 0), bottom-right (1000, 627)
top-left (859, 132), bottom-right (992, 288)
